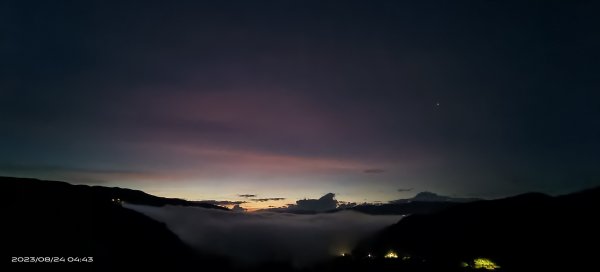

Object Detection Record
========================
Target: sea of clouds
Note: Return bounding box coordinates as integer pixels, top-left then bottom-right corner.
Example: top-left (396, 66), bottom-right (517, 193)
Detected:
top-left (124, 203), bottom-right (402, 267)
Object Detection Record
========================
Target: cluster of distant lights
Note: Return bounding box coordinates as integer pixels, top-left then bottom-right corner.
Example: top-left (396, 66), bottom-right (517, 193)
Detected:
top-left (340, 251), bottom-right (500, 270)
top-left (463, 258), bottom-right (501, 270)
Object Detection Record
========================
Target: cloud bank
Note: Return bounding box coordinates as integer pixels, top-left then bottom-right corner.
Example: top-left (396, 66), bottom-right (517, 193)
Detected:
top-left (283, 193), bottom-right (337, 212)
top-left (124, 203), bottom-right (401, 267)
top-left (196, 200), bottom-right (247, 206)
top-left (252, 197), bottom-right (286, 202)
top-left (238, 194), bottom-right (256, 198)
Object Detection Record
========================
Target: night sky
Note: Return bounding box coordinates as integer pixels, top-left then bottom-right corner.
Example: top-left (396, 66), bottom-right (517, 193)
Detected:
top-left (2, 0), bottom-right (599, 210)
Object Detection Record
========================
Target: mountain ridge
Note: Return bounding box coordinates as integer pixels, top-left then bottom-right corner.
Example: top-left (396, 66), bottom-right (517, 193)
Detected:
top-left (350, 186), bottom-right (600, 271)
top-left (1, 176), bottom-right (228, 210)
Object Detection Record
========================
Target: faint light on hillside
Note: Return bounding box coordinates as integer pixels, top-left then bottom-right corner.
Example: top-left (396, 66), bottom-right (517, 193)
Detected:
top-left (384, 251), bottom-right (398, 259)
top-left (471, 258), bottom-right (501, 270)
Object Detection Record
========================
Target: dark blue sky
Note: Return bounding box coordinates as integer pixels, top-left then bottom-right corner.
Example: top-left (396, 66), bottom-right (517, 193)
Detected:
top-left (1, 0), bottom-right (599, 209)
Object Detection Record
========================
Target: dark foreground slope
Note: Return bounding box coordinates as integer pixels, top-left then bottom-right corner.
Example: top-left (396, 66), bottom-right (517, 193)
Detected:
top-left (1, 176), bottom-right (226, 271)
top-left (345, 187), bottom-right (600, 271)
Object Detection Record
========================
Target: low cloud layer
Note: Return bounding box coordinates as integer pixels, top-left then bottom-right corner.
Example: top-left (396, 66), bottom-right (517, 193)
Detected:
top-left (231, 204), bottom-right (247, 212)
top-left (124, 203), bottom-right (401, 267)
top-left (252, 197), bottom-right (286, 202)
top-left (238, 194), bottom-right (257, 198)
top-left (197, 200), bottom-right (247, 206)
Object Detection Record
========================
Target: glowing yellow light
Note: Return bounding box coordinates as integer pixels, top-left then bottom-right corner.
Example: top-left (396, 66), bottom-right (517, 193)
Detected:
top-left (341, 253), bottom-right (346, 257)
top-left (473, 258), bottom-right (500, 270)
top-left (384, 251), bottom-right (398, 259)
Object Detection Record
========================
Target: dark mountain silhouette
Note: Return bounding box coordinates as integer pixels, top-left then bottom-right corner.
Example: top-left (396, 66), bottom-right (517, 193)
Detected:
top-left (261, 192), bottom-right (467, 215)
top-left (341, 192), bottom-right (479, 216)
top-left (1, 176), bottom-right (228, 271)
top-left (349, 187), bottom-right (600, 271)
top-left (89, 183), bottom-right (228, 210)
top-left (390, 191), bottom-right (481, 204)
top-left (345, 201), bottom-right (460, 215)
